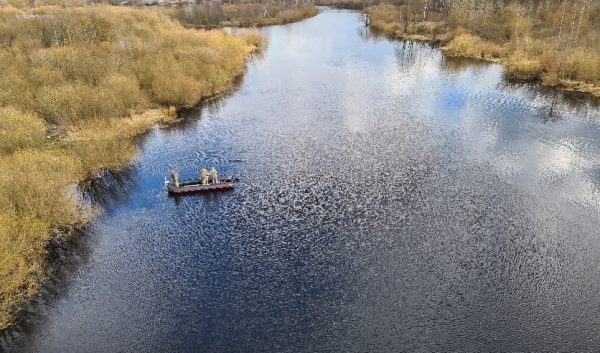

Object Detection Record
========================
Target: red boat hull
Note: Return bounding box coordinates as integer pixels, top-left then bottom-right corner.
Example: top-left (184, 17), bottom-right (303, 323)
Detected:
top-left (165, 176), bottom-right (234, 194)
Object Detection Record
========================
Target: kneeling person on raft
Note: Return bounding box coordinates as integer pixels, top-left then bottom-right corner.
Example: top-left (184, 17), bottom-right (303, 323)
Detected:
top-left (200, 167), bottom-right (209, 185)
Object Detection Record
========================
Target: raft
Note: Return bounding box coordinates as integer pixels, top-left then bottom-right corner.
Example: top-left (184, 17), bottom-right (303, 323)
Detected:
top-left (165, 176), bottom-right (234, 194)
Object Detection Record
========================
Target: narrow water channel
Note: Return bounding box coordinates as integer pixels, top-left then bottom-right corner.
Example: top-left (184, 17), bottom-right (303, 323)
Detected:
top-left (11, 8), bottom-right (600, 353)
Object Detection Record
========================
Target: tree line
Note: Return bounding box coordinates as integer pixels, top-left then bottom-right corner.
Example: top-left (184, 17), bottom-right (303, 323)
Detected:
top-left (342, 0), bottom-right (600, 91)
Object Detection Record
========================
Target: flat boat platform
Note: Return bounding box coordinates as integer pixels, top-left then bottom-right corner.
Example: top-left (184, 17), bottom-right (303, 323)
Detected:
top-left (165, 176), bottom-right (234, 194)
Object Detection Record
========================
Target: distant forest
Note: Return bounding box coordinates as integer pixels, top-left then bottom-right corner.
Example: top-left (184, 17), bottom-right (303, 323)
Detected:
top-left (0, 0), bottom-right (318, 27)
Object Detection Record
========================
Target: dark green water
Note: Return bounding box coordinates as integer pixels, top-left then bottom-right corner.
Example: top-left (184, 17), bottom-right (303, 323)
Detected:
top-left (5, 8), bottom-right (600, 353)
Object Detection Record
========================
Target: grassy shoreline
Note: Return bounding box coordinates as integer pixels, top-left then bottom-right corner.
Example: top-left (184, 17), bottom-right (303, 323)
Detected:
top-left (0, 108), bottom-right (179, 331)
top-left (359, 2), bottom-right (600, 98)
top-left (0, 5), bottom-right (266, 331)
top-left (171, 3), bottom-right (319, 29)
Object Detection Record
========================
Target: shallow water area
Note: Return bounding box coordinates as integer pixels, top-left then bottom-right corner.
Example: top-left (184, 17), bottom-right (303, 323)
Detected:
top-left (8, 9), bottom-right (600, 353)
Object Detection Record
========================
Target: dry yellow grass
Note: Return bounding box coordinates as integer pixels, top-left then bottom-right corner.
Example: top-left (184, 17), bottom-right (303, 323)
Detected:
top-left (171, 3), bottom-right (318, 28)
top-left (505, 60), bottom-right (543, 81)
top-left (0, 147), bottom-right (84, 330)
top-left (237, 29), bottom-right (268, 51)
top-left (0, 107), bottom-right (47, 155)
top-left (362, 2), bottom-right (600, 96)
top-left (443, 33), bottom-right (507, 60)
top-left (315, 0), bottom-right (373, 10)
top-left (0, 5), bottom-right (265, 330)
top-left (225, 5), bottom-right (318, 27)
top-left (364, 4), bottom-right (401, 34)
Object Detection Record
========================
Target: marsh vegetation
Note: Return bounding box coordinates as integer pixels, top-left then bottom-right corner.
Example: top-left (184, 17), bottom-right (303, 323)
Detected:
top-left (170, 1), bottom-right (319, 28)
top-left (0, 5), bottom-right (265, 330)
top-left (344, 0), bottom-right (600, 96)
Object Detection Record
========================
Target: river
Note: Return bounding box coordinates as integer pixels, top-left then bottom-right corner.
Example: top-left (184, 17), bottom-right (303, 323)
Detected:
top-left (8, 8), bottom-right (600, 353)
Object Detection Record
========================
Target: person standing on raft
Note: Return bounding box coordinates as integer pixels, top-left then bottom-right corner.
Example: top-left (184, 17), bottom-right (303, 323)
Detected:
top-left (210, 167), bottom-right (219, 184)
top-left (200, 168), bottom-right (209, 185)
top-left (170, 170), bottom-right (180, 188)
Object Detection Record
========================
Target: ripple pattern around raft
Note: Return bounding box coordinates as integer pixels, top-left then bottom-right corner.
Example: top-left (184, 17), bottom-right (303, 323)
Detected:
top-left (10, 9), bottom-right (600, 353)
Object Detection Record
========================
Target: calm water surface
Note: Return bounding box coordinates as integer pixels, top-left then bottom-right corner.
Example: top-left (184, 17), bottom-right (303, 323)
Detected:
top-left (9, 9), bottom-right (600, 353)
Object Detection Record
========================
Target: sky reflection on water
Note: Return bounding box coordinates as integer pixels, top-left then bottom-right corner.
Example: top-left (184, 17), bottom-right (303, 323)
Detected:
top-left (7, 9), bottom-right (600, 353)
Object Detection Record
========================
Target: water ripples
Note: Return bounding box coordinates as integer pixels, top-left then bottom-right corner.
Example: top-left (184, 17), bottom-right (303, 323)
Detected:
top-left (11, 9), bottom-right (600, 353)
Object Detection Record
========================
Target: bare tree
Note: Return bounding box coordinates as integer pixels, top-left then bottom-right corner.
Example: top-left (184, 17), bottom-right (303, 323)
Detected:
top-left (360, 13), bottom-right (370, 27)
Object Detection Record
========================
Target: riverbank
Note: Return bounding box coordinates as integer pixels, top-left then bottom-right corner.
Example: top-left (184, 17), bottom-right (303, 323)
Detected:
top-left (170, 3), bottom-right (319, 29)
top-left (0, 5), bottom-right (265, 331)
top-left (10, 9), bottom-right (600, 352)
top-left (361, 2), bottom-right (600, 98)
